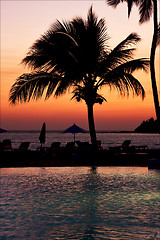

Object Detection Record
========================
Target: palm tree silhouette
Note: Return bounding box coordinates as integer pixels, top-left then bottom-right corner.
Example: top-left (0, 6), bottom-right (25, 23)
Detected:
top-left (9, 7), bottom-right (149, 147)
top-left (106, 0), bottom-right (160, 125)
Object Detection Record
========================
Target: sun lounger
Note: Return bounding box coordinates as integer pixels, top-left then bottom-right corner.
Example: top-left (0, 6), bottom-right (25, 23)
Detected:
top-left (65, 142), bottom-right (75, 150)
top-left (18, 142), bottom-right (30, 151)
top-left (109, 140), bottom-right (131, 152)
top-left (129, 145), bottom-right (149, 151)
top-left (76, 141), bottom-right (89, 148)
top-left (121, 140), bottom-right (131, 149)
top-left (75, 141), bottom-right (92, 151)
top-left (109, 140), bottom-right (149, 152)
top-left (48, 142), bottom-right (61, 153)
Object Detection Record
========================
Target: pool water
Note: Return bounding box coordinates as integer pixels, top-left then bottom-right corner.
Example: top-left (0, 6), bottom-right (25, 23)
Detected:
top-left (0, 167), bottom-right (160, 239)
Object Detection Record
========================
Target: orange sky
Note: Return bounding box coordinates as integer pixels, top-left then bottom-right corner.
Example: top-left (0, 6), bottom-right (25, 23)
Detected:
top-left (1, 1), bottom-right (159, 130)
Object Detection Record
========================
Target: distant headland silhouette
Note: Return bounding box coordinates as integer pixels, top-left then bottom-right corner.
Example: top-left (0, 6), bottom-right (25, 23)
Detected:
top-left (134, 118), bottom-right (159, 133)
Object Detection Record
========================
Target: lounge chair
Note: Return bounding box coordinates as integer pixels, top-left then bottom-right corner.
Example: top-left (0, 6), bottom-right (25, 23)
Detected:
top-left (18, 142), bottom-right (30, 151)
top-left (65, 142), bottom-right (75, 150)
top-left (48, 142), bottom-right (61, 153)
top-left (121, 140), bottom-right (131, 150)
top-left (2, 139), bottom-right (12, 151)
top-left (109, 140), bottom-right (131, 152)
top-left (75, 141), bottom-right (90, 151)
top-left (129, 145), bottom-right (149, 151)
top-left (76, 141), bottom-right (89, 147)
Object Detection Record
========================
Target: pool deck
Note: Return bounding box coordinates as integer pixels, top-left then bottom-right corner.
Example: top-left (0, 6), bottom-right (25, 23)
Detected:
top-left (0, 148), bottom-right (159, 168)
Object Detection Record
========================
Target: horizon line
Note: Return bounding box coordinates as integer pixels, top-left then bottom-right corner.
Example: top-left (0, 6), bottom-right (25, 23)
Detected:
top-left (2, 129), bottom-right (134, 133)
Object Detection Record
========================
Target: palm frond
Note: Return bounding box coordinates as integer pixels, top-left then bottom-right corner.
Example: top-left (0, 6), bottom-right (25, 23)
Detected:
top-left (126, 0), bottom-right (140, 17)
top-left (54, 75), bottom-right (75, 97)
top-left (106, 0), bottom-right (122, 8)
top-left (113, 33), bottom-right (141, 51)
top-left (98, 48), bottom-right (136, 76)
top-left (71, 85), bottom-right (85, 102)
top-left (49, 19), bottom-right (69, 33)
top-left (113, 58), bottom-right (150, 74)
top-left (106, 0), bottom-right (140, 17)
top-left (70, 18), bottom-right (86, 41)
top-left (87, 5), bottom-right (97, 26)
top-left (139, 0), bottom-right (153, 23)
top-left (9, 72), bottom-right (62, 105)
top-left (22, 19), bottom-right (77, 72)
top-left (126, 0), bottom-right (134, 17)
top-left (98, 58), bottom-right (149, 98)
top-left (102, 71), bottom-right (145, 99)
top-left (125, 73), bottom-right (145, 98)
top-left (97, 33), bottom-right (141, 76)
top-left (69, 6), bottom-right (109, 75)
top-left (107, 33), bottom-right (141, 68)
top-left (52, 19), bottom-right (72, 33)
top-left (96, 18), bottom-right (109, 49)
top-left (87, 5), bottom-right (108, 48)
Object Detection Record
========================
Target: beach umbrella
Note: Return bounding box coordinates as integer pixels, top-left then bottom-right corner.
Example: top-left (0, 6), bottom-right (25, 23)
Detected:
top-left (39, 122), bottom-right (46, 146)
top-left (63, 123), bottom-right (87, 142)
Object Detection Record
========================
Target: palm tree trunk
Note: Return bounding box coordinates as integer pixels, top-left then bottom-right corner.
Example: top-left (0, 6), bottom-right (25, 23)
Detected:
top-left (87, 104), bottom-right (97, 148)
top-left (150, 0), bottom-right (160, 125)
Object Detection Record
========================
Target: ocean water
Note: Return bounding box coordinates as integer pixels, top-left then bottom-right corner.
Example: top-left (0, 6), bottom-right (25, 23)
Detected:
top-left (0, 167), bottom-right (160, 240)
top-left (0, 131), bottom-right (159, 150)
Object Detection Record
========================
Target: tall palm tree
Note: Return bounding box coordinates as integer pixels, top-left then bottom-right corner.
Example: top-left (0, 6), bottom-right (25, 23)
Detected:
top-left (106, 0), bottom-right (160, 124)
top-left (9, 7), bottom-right (149, 147)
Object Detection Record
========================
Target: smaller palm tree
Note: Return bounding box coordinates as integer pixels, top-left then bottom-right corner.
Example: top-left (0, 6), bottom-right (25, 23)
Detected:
top-left (106, 0), bottom-right (160, 126)
top-left (9, 7), bottom-right (149, 147)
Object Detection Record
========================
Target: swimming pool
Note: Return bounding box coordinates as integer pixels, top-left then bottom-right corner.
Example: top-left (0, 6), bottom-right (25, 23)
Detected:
top-left (1, 167), bottom-right (160, 239)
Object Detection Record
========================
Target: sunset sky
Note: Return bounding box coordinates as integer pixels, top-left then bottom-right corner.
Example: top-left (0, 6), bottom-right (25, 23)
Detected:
top-left (1, 0), bottom-right (159, 131)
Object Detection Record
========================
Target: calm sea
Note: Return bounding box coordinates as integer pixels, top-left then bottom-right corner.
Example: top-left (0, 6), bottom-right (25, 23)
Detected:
top-left (1, 167), bottom-right (160, 239)
top-left (0, 131), bottom-right (159, 150)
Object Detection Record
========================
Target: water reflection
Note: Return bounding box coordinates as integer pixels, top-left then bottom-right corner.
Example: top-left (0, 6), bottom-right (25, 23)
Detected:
top-left (1, 167), bottom-right (160, 239)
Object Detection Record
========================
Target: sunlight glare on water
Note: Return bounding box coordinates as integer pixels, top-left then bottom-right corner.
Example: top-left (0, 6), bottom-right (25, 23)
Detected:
top-left (0, 167), bottom-right (160, 239)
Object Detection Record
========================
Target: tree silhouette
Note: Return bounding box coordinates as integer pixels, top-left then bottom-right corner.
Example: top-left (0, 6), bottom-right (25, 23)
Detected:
top-left (106, 0), bottom-right (160, 125)
top-left (9, 7), bottom-right (149, 147)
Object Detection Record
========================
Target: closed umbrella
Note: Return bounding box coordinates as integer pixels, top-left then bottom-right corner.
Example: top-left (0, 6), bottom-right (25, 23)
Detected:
top-left (63, 123), bottom-right (87, 142)
top-left (39, 122), bottom-right (46, 146)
